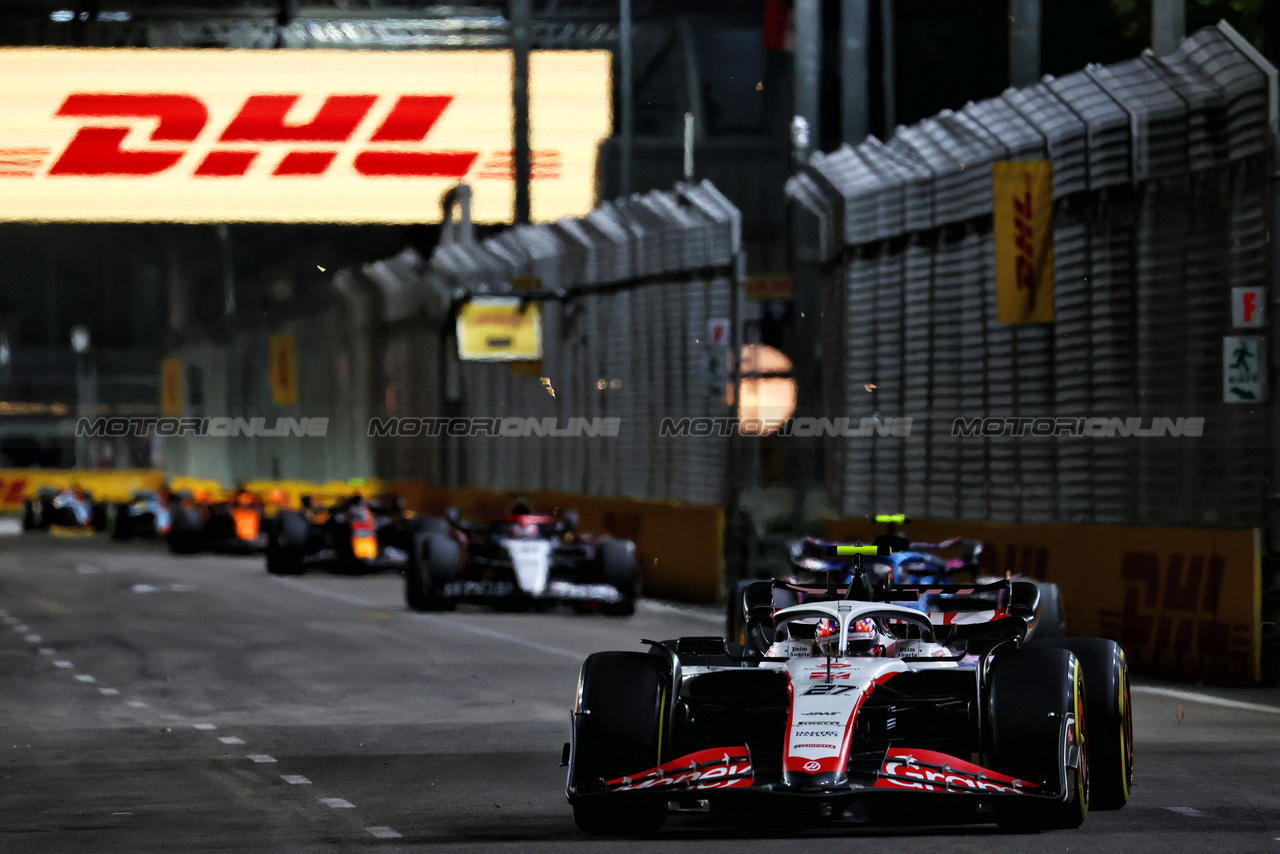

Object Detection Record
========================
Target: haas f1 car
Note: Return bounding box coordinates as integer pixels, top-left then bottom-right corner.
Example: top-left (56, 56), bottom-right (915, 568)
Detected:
top-left (404, 505), bottom-right (638, 615)
top-left (567, 545), bottom-right (1132, 835)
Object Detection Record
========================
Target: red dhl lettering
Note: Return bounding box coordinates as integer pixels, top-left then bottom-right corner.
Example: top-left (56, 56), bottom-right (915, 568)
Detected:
top-left (45, 92), bottom-right (480, 179)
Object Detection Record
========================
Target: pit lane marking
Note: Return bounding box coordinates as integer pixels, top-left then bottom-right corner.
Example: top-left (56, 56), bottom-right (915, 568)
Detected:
top-left (247, 755), bottom-right (277, 763)
top-left (367, 827), bottom-right (403, 839)
top-left (218, 736), bottom-right (246, 745)
top-left (24, 634), bottom-right (41, 643)
top-left (74, 674), bottom-right (96, 683)
top-left (282, 775), bottom-right (312, 785)
top-left (1134, 686), bottom-right (1280, 715)
top-left (37, 648), bottom-right (54, 655)
top-left (1165, 807), bottom-right (1206, 817)
top-left (193, 723), bottom-right (217, 730)
top-left (53, 660), bottom-right (73, 668)
top-left (99, 687), bottom-right (119, 696)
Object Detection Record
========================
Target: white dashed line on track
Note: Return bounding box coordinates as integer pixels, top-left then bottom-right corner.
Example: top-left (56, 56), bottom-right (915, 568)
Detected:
top-left (247, 755), bottom-right (277, 763)
top-left (126, 700), bottom-right (148, 708)
top-left (98, 687), bottom-right (119, 696)
top-left (193, 723), bottom-right (217, 730)
top-left (218, 736), bottom-right (246, 745)
top-left (13, 624), bottom-right (28, 632)
top-left (281, 775), bottom-right (312, 785)
top-left (73, 674), bottom-right (96, 683)
top-left (366, 827), bottom-right (403, 839)
top-left (24, 634), bottom-right (41, 643)
top-left (53, 660), bottom-right (73, 668)
top-left (319, 798), bottom-right (356, 809)
top-left (1165, 806), bottom-right (1207, 817)
top-left (1134, 686), bottom-right (1280, 716)
top-left (37, 647), bottom-right (54, 655)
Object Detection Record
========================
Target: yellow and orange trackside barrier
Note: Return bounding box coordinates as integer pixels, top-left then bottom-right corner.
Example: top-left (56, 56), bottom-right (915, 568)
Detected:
top-left (0, 469), bottom-right (165, 509)
top-left (825, 517), bottom-right (1262, 685)
top-left (389, 482), bottom-right (725, 603)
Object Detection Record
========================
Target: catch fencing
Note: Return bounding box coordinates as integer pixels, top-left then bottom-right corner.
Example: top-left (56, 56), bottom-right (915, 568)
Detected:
top-left (787, 22), bottom-right (1275, 527)
top-left (372, 180), bottom-right (742, 506)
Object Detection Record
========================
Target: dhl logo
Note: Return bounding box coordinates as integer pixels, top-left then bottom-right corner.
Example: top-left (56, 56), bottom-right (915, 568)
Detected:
top-left (14, 93), bottom-right (559, 181)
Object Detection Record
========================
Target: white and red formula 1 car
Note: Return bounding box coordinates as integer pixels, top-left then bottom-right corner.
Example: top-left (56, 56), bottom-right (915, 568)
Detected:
top-left (565, 546), bottom-right (1132, 835)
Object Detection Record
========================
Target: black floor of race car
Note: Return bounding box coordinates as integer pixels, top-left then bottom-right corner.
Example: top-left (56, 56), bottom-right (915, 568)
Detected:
top-left (0, 535), bottom-right (1278, 853)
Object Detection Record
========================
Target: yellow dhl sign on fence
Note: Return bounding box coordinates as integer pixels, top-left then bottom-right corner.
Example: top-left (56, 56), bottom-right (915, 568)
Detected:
top-left (993, 160), bottom-right (1055, 324)
top-left (270, 334), bottom-right (299, 405)
top-left (456, 298), bottom-right (543, 361)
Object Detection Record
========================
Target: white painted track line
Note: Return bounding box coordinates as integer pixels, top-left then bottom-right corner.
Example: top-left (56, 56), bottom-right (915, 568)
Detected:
top-left (218, 736), bottom-right (246, 745)
top-left (98, 687), bottom-right (119, 696)
top-left (367, 827), bottom-right (403, 839)
top-left (52, 661), bottom-right (73, 669)
top-left (281, 775), bottom-right (311, 785)
top-left (1166, 807), bottom-right (1207, 817)
top-left (246, 755), bottom-right (277, 763)
top-left (193, 723), bottom-right (217, 730)
top-left (73, 674), bottom-right (95, 683)
top-left (1134, 686), bottom-right (1280, 716)
top-left (319, 798), bottom-right (355, 809)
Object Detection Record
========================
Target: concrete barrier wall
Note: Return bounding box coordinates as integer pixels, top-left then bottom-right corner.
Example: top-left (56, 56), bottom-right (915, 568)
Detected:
top-left (825, 517), bottom-right (1261, 684)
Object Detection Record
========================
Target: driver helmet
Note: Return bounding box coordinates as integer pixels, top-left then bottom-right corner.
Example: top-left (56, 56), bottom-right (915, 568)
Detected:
top-left (815, 617), bottom-right (880, 657)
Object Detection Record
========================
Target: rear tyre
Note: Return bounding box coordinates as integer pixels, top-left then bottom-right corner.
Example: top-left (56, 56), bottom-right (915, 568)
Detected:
top-left (265, 511), bottom-right (308, 575)
top-left (90, 502), bottom-right (108, 533)
top-left (569, 651), bottom-right (669, 836)
top-left (989, 645), bottom-right (1088, 830)
top-left (1030, 637), bottom-right (1132, 810)
top-left (108, 503), bottom-right (131, 541)
top-left (167, 506), bottom-right (205, 555)
top-left (598, 538), bottom-right (638, 617)
top-left (21, 500), bottom-right (39, 531)
top-left (1029, 582), bottom-right (1065, 639)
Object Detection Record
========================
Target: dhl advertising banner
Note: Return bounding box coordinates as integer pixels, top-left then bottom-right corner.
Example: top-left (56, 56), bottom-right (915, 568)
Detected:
top-left (825, 517), bottom-right (1262, 684)
top-left (993, 160), bottom-right (1055, 323)
top-left (0, 48), bottom-right (610, 223)
top-left (0, 469), bottom-right (166, 509)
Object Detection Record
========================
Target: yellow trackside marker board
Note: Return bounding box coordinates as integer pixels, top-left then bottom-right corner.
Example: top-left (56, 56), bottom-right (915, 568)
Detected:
top-left (993, 160), bottom-right (1055, 324)
top-left (270, 333), bottom-right (299, 405)
top-left (457, 298), bottom-right (543, 361)
top-left (160, 357), bottom-right (183, 416)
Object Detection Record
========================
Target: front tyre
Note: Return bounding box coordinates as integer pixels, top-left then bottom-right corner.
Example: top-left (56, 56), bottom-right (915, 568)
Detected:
top-left (569, 651), bottom-right (668, 836)
top-left (404, 534), bottom-right (458, 612)
top-left (989, 645), bottom-right (1088, 830)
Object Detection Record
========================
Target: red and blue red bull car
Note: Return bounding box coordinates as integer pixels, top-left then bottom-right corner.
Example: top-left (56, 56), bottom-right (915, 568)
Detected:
top-left (566, 545), bottom-right (1132, 835)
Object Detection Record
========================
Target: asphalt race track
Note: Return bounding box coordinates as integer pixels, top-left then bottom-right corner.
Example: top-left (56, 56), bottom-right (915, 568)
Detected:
top-left (1, 535), bottom-right (1278, 853)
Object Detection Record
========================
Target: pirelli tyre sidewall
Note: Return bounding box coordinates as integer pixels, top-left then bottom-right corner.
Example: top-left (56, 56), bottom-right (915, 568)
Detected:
top-left (1029, 637), bottom-right (1133, 810)
top-left (989, 645), bottom-right (1088, 830)
top-left (569, 651), bottom-right (668, 836)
